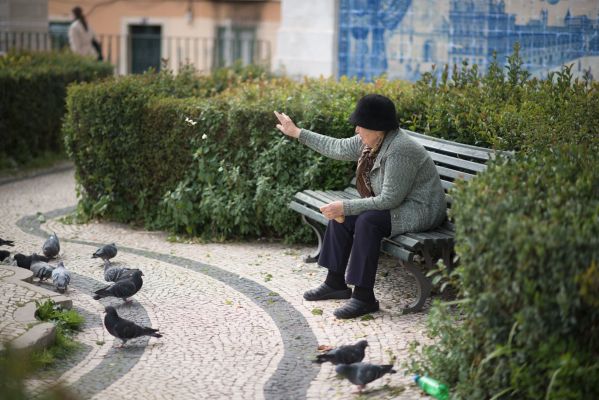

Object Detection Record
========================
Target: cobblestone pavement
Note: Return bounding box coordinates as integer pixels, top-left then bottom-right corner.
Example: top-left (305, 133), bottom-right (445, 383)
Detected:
top-left (1, 168), bottom-right (434, 399)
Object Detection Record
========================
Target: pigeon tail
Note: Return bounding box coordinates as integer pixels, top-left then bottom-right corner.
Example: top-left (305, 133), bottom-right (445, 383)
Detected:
top-left (314, 354), bottom-right (334, 363)
top-left (93, 286), bottom-right (111, 300)
top-left (142, 328), bottom-right (162, 338)
top-left (381, 365), bottom-right (396, 374)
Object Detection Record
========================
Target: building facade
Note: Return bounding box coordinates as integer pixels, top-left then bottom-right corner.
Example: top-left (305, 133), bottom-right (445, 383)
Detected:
top-left (47, 0), bottom-right (280, 74)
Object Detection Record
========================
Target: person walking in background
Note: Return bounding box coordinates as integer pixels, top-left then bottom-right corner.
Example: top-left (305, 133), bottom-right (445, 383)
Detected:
top-left (274, 95), bottom-right (447, 319)
top-left (68, 6), bottom-right (101, 60)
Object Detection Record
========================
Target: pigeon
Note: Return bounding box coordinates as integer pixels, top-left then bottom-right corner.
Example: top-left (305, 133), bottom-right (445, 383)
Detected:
top-left (51, 261), bottom-right (71, 293)
top-left (92, 243), bottom-right (118, 264)
top-left (0, 253), bottom-right (13, 265)
top-left (42, 232), bottom-right (60, 258)
top-left (93, 269), bottom-right (143, 302)
top-left (113, 268), bottom-right (143, 282)
top-left (103, 259), bottom-right (133, 282)
top-left (0, 250), bottom-right (10, 262)
top-left (0, 238), bottom-right (15, 247)
top-left (314, 340), bottom-right (368, 365)
top-left (30, 253), bottom-right (55, 281)
top-left (335, 362), bottom-right (397, 393)
top-left (13, 253), bottom-right (50, 269)
top-left (103, 306), bottom-right (162, 347)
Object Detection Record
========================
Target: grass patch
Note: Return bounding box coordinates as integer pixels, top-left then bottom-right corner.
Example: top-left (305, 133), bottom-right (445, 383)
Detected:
top-left (311, 308), bottom-right (323, 316)
top-left (29, 300), bottom-right (85, 370)
top-left (0, 152), bottom-right (68, 179)
top-left (30, 327), bottom-right (80, 370)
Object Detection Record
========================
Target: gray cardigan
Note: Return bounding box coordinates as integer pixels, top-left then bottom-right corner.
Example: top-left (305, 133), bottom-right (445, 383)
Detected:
top-left (298, 128), bottom-right (447, 236)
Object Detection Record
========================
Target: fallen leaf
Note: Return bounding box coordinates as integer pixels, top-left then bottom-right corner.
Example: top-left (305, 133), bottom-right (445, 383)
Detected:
top-left (318, 344), bottom-right (334, 352)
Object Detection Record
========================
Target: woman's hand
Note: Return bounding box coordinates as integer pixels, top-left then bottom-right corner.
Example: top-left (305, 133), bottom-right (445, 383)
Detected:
top-left (320, 201), bottom-right (345, 222)
top-left (274, 111), bottom-right (301, 139)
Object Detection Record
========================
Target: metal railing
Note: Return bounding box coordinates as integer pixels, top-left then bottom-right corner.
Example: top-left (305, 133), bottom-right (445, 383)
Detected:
top-left (0, 31), bottom-right (272, 75)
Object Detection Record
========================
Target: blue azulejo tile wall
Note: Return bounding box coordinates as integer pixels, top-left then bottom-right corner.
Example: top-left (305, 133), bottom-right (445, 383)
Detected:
top-left (338, 0), bottom-right (599, 81)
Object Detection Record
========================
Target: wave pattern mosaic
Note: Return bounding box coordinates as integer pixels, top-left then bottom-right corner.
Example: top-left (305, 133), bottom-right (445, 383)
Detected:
top-left (338, 0), bottom-right (599, 81)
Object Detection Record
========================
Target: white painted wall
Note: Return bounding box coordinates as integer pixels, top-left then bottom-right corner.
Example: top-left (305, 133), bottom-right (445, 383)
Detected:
top-left (275, 0), bottom-right (337, 78)
top-left (0, 0), bottom-right (48, 32)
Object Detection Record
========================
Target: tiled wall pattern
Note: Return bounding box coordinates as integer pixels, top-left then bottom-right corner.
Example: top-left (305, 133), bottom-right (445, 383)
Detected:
top-left (338, 0), bottom-right (599, 81)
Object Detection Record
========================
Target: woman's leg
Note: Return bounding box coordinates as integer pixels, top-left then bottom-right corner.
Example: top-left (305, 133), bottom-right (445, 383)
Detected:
top-left (345, 210), bottom-right (392, 290)
top-left (303, 216), bottom-right (357, 300)
top-left (334, 210), bottom-right (391, 319)
top-left (318, 215), bottom-right (357, 276)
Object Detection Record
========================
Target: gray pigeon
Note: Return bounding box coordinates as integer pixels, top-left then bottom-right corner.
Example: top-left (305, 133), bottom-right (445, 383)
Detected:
top-left (92, 243), bottom-right (118, 264)
top-left (42, 232), bottom-right (60, 258)
top-left (13, 253), bottom-right (50, 269)
top-left (30, 253), bottom-right (55, 281)
top-left (104, 306), bottom-right (162, 347)
top-left (315, 340), bottom-right (368, 365)
top-left (335, 362), bottom-right (396, 393)
top-left (0, 238), bottom-right (14, 247)
top-left (93, 269), bottom-right (143, 302)
top-left (52, 261), bottom-right (71, 293)
top-left (103, 259), bottom-right (133, 282)
top-left (113, 268), bottom-right (142, 282)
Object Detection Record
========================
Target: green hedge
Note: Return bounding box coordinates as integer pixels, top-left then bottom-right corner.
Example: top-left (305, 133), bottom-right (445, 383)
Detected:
top-left (409, 145), bottom-right (599, 399)
top-left (405, 47), bottom-right (599, 151)
top-left (64, 70), bottom-right (411, 239)
top-left (63, 48), bottom-right (598, 240)
top-left (0, 51), bottom-right (113, 168)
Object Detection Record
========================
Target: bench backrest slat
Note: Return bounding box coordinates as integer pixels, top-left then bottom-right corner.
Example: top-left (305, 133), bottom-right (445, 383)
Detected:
top-left (427, 151), bottom-right (487, 174)
top-left (405, 129), bottom-right (494, 162)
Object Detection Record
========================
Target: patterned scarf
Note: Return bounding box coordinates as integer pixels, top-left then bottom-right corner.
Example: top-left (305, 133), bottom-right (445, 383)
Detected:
top-left (356, 136), bottom-right (384, 198)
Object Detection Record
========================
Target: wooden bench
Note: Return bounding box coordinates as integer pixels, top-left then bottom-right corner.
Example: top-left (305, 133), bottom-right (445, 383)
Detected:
top-left (289, 129), bottom-right (498, 314)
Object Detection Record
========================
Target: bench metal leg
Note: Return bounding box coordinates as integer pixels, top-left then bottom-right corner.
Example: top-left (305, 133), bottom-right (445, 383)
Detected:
top-left (400, 260), bottom-right (432, 314)
top-left (301, 215), bottom-right (325, 263)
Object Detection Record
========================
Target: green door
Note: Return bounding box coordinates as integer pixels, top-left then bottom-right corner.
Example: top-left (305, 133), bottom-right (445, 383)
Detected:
top-left (129, 25), bottom-right (161, 74)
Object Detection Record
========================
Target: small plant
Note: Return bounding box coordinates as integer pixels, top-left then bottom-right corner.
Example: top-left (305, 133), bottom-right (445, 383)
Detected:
top-left (311, 308), bottom-right (323, 316)
top-left (35, 299), bottom-right (84, 331)
top-left (261, 273), bottom-right (273, 282)
top-left (31, 300), bottom-right (84, 369)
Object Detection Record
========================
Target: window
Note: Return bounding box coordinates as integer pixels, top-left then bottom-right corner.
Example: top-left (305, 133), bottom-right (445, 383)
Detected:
top-left (49, 21), bottom-right (70, 50)
top-left (423, 40), bottom-right (435, 62)
top-left (216, 26), bottom-right (256, 68)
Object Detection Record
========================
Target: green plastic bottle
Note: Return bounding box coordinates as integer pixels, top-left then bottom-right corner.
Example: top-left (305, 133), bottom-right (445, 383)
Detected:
top-left (414, 375), bottom-right (449, 400)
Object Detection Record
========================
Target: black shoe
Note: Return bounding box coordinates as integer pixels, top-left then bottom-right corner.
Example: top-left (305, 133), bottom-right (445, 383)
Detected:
top-left (303, 283), bottom-right (352, 301)
top-left (333, 298), bottom-right (379, 319)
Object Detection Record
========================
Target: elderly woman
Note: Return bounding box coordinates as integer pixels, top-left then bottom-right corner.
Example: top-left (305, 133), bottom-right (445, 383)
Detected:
top-left (274, 94), bottom-right (446, 319)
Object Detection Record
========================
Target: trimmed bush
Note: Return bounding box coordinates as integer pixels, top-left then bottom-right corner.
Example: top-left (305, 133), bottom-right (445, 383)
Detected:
top-left (63, 48), bottom-right (598, 241)
top-left (0, 51), bottom-right (113, 168)
top-left (405, 46), bottom-right (599, 151)
top-left (64, 71), bottom-right (412, 239)
top-left (409, 145), bottom-right (599, 399)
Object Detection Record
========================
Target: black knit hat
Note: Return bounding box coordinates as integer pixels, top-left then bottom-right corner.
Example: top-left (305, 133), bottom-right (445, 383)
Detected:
top-left (348, 94), bottom-right (399, 131)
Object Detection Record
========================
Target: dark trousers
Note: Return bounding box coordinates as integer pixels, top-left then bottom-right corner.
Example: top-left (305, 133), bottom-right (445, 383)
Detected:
top-left (318, 210), bottom-right (391, 289)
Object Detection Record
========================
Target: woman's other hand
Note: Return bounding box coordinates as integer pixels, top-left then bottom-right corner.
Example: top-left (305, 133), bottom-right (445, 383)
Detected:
top-left (320, 201), bottom-right (344, 221)
top-left (274, 111), bottom-right (301, 139)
